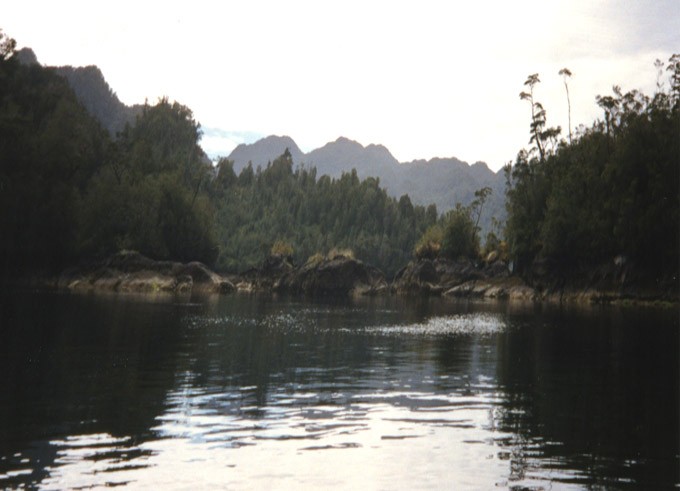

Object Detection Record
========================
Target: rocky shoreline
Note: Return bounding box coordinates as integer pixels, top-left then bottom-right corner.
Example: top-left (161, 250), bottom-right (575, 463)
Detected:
top-left (19, 251), bottom-right (677, 306)
top-left (392, 257), bottom-right (677, 305)
top-left (54, 251), bottom-right (236, 295)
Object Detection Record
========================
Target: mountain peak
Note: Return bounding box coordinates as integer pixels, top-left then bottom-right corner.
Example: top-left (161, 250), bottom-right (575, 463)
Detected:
top-left (334, 136), bottom-right (359, 144)
top-left (228, 135), bottom-right (304, 172)
top-left (325, 136), bottom-right (365, 151)
top-left (260, 134), bottom-right (297, 145)
top-left (16, 47), bottom-right (39, 66)
top-left (52, 62), bottom-right (141, 136)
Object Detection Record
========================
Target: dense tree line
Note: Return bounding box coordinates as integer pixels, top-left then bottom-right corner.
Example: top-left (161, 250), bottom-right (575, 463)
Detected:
top-left (210, 149), bottom-right (437, 275)
top-left (4, 25), bottom-right (675, 285)
top-left (0, 30), bottom-right (434, 277)
top-left (505, 56), bottom-right (679, 284)
top-left (412, 186), bottom-right (498, 263)
top-left (0, 31), bottom-right (217, 274)
top-left (80, 98), bottom-right (219, 265)
top-left (0, 32), bottom-right (106, 273)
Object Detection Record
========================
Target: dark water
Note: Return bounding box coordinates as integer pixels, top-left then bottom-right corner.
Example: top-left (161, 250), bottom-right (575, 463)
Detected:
top-left (0, 291), bottom-right (677, 490)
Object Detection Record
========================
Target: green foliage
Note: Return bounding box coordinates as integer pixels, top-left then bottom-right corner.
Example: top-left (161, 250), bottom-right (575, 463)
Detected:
top-left (506, 55), bottom-right (680, 280)
top-left (157, 179), bottom-right (218, 264)
top-left (54, 65), bottom-right (141, 137)
top-left (519, 73), bottom-right (562, 161)
top-left (328, 248), bottom-right (355, 260)
top-left (0, 27), bottom-right (486, 279)
top-left (271, 240), bottom-right (294, 257)
top-left (0, 30), bottom-right (219, 274)
top-left (413, 186), bottom-right (492, 261)
top-left (0, 29), bottom-right (16, 60)
top-left (211, 153), bottom-right (436, 275)
top-left (305, 253), bottom-right (325, 267)
top-left (414, 224), bottom-right (443, 259)
top-left (482, 232), bottom-right (501, 257)
top-left (441, 204), bottom-right (479, 260)
top-left (0, 35), bottom-right (107, 273)
top-left (80, 98), bottom-right (218, 265)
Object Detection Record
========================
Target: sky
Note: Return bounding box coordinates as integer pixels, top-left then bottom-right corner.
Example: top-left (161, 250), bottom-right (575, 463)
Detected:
top-left (4, 1), bottom-right (679, 171)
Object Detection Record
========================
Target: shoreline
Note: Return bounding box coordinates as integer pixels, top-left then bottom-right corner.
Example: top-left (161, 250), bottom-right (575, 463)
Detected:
top-left (4, 251), bottom-right (677, 308)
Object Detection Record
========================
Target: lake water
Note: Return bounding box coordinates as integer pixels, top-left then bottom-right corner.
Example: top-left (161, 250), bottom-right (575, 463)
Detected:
top-left (0, 291), bottom-right (677, 490)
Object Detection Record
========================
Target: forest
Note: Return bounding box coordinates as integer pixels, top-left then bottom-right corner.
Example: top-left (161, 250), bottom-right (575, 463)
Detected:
top-left (504, 57), bottom-right (679, 287)
top-left (212, 153), bottom-right (437, 275)
top-left (0, 30), bottom-right (435, 277)
top-left (0, 26), bottom-right (677, 289)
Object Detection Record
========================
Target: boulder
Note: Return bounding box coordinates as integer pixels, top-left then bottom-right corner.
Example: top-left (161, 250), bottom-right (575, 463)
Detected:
top-left (434, 257), bottom-right (486, 285)
top-left (483, 260), bottom-right (510, 278)
top-left (238, 255), bottom-right (294, 291)
top-left (392, 259), bottom-right (439, 294)
top-left (177, 261), bottom-right (235, 293)
top-left (393, 257), bottom-right (497, 295)
top-left (276, 256), bottom-right (387, 296)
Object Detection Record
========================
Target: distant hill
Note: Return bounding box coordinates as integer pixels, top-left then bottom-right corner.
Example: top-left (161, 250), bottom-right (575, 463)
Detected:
top-left (228, 135), bottom-right (506, 231)
top-left (305, 137), bottom-right (399, 182)
top-left (16, 48), bottom-right (142, 137)
top-left (393, 158), bottom-right (505, 221)
top-left (15, 47), bottom-right (38, 65)
top-left (53, 65), bottom-right (143, 137)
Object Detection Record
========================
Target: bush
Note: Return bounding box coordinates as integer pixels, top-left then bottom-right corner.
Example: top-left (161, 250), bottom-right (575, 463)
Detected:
top-left (271, 240), bottom-right (294, 257)
top-left (441, 205), bottom-right (479, 260)
top-left (305, 252), bottom-right (325, 266)
top-left (414, 224), bottom-right (443, 259)
top-left (327, 248), bottom-right (355, 260)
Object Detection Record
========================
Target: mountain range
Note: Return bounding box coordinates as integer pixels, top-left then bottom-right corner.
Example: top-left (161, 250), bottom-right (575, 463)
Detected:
top-left (228, 135), bottom-right (506, 230)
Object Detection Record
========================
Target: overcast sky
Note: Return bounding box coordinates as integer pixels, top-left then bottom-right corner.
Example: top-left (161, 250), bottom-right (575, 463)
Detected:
top-left (4, 1), bottom-right (679, 171)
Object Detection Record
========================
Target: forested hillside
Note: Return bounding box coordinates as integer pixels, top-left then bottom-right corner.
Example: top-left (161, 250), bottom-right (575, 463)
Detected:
top-left (211, 151), bottom-right (437, 275)
top-left (0, 31), bottom-right (436, 277)
top-left (0, 37), bottom-right (107, 273)
top-left (0, 32), bottom-right (217, 274)
top-left (505, 57), bottom-right (679, 287)
top-left (228, 135), bottom-right (506, 236)
top-left (2, 27), bottom-right (676, 291)
top-left (54, 64), bottom-right (143, 137)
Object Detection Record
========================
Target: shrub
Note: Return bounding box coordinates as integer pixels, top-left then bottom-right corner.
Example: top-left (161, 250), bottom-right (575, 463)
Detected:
top-left (414, 224), bottom-right (444, 259)
top-left (441, 205), bottom-right (479, 260)
top-left (271, 240), bottom-right (294, 258)
top-left (305, 252), bottom-right (325, 266)
top-left (327, 247), bottom-right (355, 260)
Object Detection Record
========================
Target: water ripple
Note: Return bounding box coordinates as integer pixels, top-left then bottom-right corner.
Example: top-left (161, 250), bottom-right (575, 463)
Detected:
top-left (359, 313), bottom-right (507, 337)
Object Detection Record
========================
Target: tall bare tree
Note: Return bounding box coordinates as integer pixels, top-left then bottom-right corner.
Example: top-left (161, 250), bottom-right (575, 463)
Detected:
top-left (519, 74), bottom-right (546, 161)
top-left (559, 68), bottom-right (572, 143)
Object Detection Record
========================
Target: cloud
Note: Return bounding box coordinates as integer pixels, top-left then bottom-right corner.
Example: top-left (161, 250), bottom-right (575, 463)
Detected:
top-left (200, 128), bottom-right (266, 160)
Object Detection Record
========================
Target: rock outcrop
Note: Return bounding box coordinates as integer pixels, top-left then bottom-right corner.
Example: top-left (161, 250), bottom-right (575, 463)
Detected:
top-left (51, 251), bottom-right (675, 304)
top-left (442, 278), bottom-right (536, 301)
top-left (236, 255), bottom-right (295, 292)
top-left (275, 256), bottom-right (388, 296)
top-left (389, 257), bottom-right (544, 300)
top-left (58, 251), bottom-right (235, 294)
top-left (392, 257), bottom-right (510, 295)
top-left (233, 254), bottom-right (387, 297)
top-left (278, 257), bottom-right (387, 296)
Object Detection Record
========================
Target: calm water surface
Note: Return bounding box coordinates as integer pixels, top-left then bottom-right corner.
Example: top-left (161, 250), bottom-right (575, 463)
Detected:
top-left (0, 291), bottom-right (677, 490)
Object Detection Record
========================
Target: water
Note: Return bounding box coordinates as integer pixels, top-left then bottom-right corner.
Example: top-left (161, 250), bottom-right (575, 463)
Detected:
top-left (0, 291), bottom-right (677, 490)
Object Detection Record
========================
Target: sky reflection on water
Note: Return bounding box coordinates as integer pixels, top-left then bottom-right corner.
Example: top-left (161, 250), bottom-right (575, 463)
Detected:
top-left (0, 293), bottom-right (677, 490)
